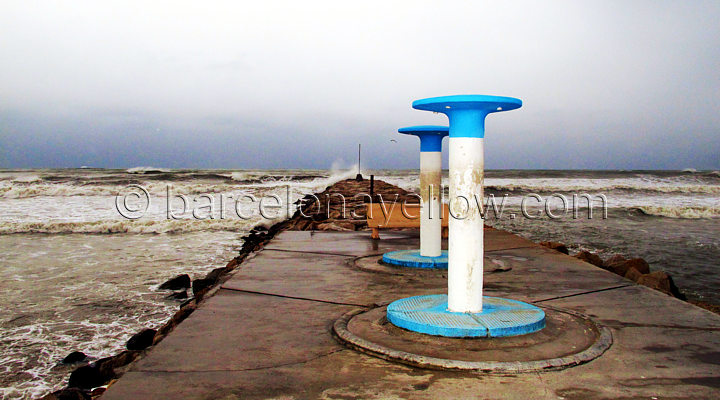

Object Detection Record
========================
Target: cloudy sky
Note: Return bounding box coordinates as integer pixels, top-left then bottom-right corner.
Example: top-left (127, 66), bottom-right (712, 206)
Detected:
top-left (1, 1), bottom-right (718, 170)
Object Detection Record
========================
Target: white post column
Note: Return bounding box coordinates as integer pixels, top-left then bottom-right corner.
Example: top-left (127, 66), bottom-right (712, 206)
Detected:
top-left (398, 126), bottom-right (448, 260)
top-left (420, 150), bottom-right (442, 257)
top-left (411, 95), bottom-right (522, 314)
top-left (447, 137), bottom-right (484, 312)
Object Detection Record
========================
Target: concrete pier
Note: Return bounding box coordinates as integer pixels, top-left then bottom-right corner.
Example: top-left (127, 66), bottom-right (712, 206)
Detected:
top-left (102, 229), bottom-right (720, 399)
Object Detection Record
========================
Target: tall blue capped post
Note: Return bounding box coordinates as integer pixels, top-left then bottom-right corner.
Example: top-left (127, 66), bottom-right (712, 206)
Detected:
top-left (385, 95), bottom-right (545, 338)
top-left (383, 126), bottom-right (449, 269)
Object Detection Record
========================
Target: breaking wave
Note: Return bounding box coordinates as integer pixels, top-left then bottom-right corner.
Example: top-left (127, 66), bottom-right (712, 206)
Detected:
top-left (126, 166), bottom-right (169, 174)
top-left (632, 205), bottom-right (720, 219)
top-left (0, 218), bottom-right (264, 234)
top-left (0, 169), bottom-right (354, 199)
top-left (484, 181), bottom-right (720, 194)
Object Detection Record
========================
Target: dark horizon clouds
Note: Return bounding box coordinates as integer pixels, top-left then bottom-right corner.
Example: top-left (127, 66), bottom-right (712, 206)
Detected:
top-left (1, 1), bottom-right (719, 170)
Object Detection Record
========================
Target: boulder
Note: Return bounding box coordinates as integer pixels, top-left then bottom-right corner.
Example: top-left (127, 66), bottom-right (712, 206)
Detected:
top-left (158, 274), bottom-right (190, 290)
top-left (293, 218), bottom-right (313, 230)
top-left (111, 350), bottom-right (140, 368)
top-left (624, 258), bottom-right (651, 275)
top-left (539, 241), bottom-right (568, 254)
top-left (93, 356), bottom-right (117, 383)
top-left (192, 278), bottom-right (215, 297)
top-left (316, 222), bottom-right (354, 232)
top-left (126, 328), bottom-right (157, 351)
top-left (624, 267), bottom-right (643, 282)
top-left (204, 267), bottom-right (226, 283)
top-left (40, 388), bottom-right (91, 400)
top-left (574, 250), bottom-right (604, 268)
top-left (327, 209), bottom-right (343, 219)
top-left (62, 351), bottom-right (87, 364)
top-left (607, 257), bottom-right (650, 276)
top-left (603, 254), bottom-right (626, 267)
top-left (67, 366), bottom-right (105, 389)
top-left (637, 271), bottom-right (685, 299)
top-left (225, 257), bottom-right (239, 270)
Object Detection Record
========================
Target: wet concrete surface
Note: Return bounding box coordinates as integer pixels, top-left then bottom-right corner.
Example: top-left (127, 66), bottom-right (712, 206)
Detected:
top-left (103, 229), bottom-right (720, 399)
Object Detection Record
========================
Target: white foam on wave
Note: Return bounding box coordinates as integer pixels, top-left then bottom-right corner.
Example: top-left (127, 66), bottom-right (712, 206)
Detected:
top-left (0, 218), bottom-right (260, 234)
top-left (484, 177), bottom-right (720, 194)
top-left (0, 168), bottom-right (358, 199)
top-left (11, 175), bottom-right (42, 183)
top-left (126, 166), bottom-right (169, 174)
top-left (633, 205), bottom-right (720, 219)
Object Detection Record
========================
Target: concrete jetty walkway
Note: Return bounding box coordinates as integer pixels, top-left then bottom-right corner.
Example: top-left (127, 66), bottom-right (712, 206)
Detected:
top-left (103, 229), bottom-right (720, 399)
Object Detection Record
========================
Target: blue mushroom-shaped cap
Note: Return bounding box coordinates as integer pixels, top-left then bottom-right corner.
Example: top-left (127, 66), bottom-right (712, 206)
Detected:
top-left (398, 125), bottom-right (449, 152)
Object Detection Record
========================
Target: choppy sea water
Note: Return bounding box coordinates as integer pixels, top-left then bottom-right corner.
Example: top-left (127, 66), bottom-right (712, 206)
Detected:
top-left (0, 167), bottom-right (356, 399)
top-left (0, 168), bottom-right (718, 398)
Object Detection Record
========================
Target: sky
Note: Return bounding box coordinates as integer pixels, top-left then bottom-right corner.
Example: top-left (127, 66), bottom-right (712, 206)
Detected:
top-left (1, 0), bottom-right (719, 170)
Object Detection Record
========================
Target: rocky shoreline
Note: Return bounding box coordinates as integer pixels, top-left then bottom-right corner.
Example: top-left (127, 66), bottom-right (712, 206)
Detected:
top-left (40, 177), bottom-right (717, 399)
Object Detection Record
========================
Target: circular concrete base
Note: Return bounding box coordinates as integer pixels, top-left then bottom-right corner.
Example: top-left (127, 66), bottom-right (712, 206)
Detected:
top-left (352, 254), bottom-right (448, 276)
top-left (382, 250), bottom-right (448, 269)
top-left (333, 303), bottom-right (612, 373)
top-left (387, 295), bottom-right (545, 338)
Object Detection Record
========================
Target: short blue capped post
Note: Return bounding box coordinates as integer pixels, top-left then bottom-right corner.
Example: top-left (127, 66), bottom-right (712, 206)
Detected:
top-left (383, 126), bottom-right (449, 269)
top-left (386, 95), bottom-right (545, 338)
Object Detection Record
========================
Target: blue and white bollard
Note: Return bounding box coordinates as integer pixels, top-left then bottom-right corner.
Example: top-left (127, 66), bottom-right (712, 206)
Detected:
top-left (386, 95), bottom-right (546, 337)
top-left (382, 126), bottom-right (449, 269)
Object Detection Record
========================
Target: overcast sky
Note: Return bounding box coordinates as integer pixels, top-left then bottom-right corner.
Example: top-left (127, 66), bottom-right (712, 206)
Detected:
top-left (1, 1), bottom-right (718, 170)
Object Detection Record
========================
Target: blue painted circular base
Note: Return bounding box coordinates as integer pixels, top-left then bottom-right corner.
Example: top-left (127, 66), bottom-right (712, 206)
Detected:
top-left (382, 250), bottom-right (448, 269)
top-left (387, 295), bottom-right (545, 338)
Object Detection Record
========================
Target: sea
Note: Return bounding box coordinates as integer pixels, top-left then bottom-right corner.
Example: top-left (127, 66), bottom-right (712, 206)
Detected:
top-left (0, 168), bottom-right (718, 399)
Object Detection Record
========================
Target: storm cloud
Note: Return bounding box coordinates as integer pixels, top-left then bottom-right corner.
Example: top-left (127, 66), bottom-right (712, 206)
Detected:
top-left (1, 1), bottom-right (718, 169)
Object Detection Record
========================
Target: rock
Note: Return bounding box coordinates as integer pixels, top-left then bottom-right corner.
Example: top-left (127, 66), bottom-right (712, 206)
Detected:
top-left (637, 271), bottom-right (685, 299)
top-left (93, 356), bottom-right (117, 383)
top-left (67, 366), bottom-right (105, 389)
top-left (204, 267), bottom-right (226, 283)
top-left (606, 257), bottom-right (650, 276)
top-left (192, 278), bottom-right (214, 296)
top-left (110, 350), bottom-right (140, 368)
top-left (41, 388), bottom-right (91, 400)
top-left (165, 290), bottom-right (188, 300)
top-left (158, 274), bottom-right (190, 290)
top-left (293, 218), bottom-right (313, 230)
top-left (625, 258), bottom-right (651, 274)
top-left (689, 301), bottom-right (720, 315)
top-left (603, 254), bottom-right (626, 267)
top-left (327, 209), bottom-right (343, 219)
top-left (62, 351), bottom-right (87, 364)
top-left (539, 241), bottom-right (568, 254)
top-left (574, 250), bottom-right (604, 268)
top-left (126, 328), bottom-right (157, 351)
top-left (316, 222), bottom-right (354, 232)
top-left (225, 258), bottom-right (239, 270)
top-left (624, 267), bottom-right (643, 282)
top-left (91, 350), bottom-right (139, 380)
